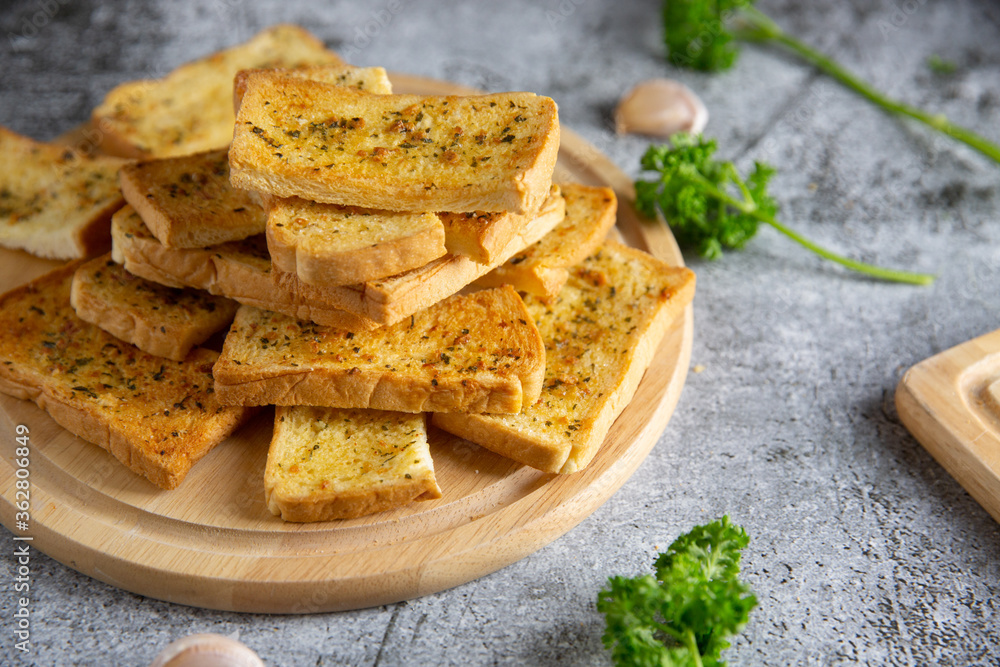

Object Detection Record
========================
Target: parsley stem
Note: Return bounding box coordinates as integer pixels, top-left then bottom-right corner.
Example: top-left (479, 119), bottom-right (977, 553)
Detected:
top-left (687, 171), bottom-right (937, 285)
top-left (735, 6), bottom-right (1000, 165)
top-left (682, 629), bottom-right (704, 667)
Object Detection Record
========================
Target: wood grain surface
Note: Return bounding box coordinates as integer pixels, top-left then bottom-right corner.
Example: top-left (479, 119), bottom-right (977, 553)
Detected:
top-left (896, 328), bottom-right (1000, 525)
top-left (0, 72), bottom-right (693, 613)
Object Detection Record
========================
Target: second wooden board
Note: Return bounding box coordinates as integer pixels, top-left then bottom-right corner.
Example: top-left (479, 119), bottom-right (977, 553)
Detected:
top-left (896, 327), bottom-right (1000, 525)
top-left (0, 73), bottom-right (693, 613)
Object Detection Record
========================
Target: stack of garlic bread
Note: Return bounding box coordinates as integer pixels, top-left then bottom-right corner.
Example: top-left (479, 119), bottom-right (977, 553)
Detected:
top-left (0, 25), bottom-right (696, 524)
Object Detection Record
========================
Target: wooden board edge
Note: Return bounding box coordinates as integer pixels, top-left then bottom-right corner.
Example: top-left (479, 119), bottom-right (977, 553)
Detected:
top-left (895, 329), bottom-right (1000, 525)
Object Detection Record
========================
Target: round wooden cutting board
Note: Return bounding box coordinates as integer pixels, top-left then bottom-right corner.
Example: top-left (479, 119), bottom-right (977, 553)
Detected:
top-left (0, 73), bottom-right (692, 613)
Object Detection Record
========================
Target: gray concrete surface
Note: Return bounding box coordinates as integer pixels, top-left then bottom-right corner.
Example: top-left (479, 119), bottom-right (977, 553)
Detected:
top-left (2, 0), bottom-right (999, 664)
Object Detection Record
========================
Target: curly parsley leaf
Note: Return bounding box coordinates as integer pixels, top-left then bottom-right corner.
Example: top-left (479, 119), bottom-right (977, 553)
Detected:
top-left (597, 516), bottom-right (757, 667)
top-left (635, 133), bottom-right (936, 284)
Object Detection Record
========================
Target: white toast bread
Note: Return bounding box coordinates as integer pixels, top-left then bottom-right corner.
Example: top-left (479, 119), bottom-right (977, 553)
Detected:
top-left (92, 25), bottom-right (343, 158)
top-left (473, 183), bottom-right (617, 298)
top-left (110, 205), bottom-right (381, 330)
top-left (0, 127), bottom-right (127, 259)
top-left (213, 285), bottom-right (545, 414)
top-left (0, 262), bottom-right (255, 489)
top-left (233, 64), bottom-right (393, 112)
top-left (433, 241), bottom-right (695, 474)
top-left (270, 188), bottom-right (565, 325)
top-left (266, 197), bottom-right (447, 287)
top-left (229, 72), bottom-right (560, 214)
top-left (118, 149), bottom-right (267, 248)
top-left (439, 206), bottom-right (539, 266)
top-left (266, 406), bottom-right (441, 521)
top-left (70, 253), bottom-right (239, 362)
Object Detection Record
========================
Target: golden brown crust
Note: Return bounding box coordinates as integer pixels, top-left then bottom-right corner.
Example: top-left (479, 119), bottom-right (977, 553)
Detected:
top-left (473, 183), bottom-right (618, 298)
top-left (110, 205), bottom-right (381, 330)
top-left (92, 25), bottom-right (343, 158)
top-left (229, 74), bottom-right (559, 213)
top-left (0, 127), bottom-right (127, 259)
top-left (70, 254), bottom-right (239, 361)
top-left (439, 184), bottom-right (560, 265)
top-left (233, 64), bottom-right (393, 113)
top-left (269, 191), bottom-right (566, 325)
top-left (433, 240), bottom-right (695, 473)
top-left (264, 407), bottom-right (440, 521)
top-left (213, 286), bottom-right (545, 413)
top-left (0, 262), bottom-right (255, 489)
top-left (266, 197), bottom-right (447, 287)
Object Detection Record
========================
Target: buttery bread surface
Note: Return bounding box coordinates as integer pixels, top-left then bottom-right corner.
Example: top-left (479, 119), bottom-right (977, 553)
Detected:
top-left (0, 127), bottom-right (127, 259)
top-left (118, 149), bottom-right (266, 248)
top-left (93, 25), bottom-right (343, 158)
top-left (270, 188), bottom-right (565, 325)
top-left (474, 183), bottom-right (617, 297)
top-left (230, 74), bottom-right (560, 214)
top-left (266, 406), bottom-right (441, 521)
top-left (213, 286), bottom-right (545, 414)
top-left (434, 241), bottom-right (695, 474)
top-left (0, 262), bottom-right (254, 489)
top-left (71, 254), bottom-right (239, 361)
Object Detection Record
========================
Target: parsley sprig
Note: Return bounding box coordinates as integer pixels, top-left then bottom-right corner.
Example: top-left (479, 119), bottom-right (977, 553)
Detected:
top-left (598, 516), bottom-right (757, 667)
top-left (635, 134), bottom-right (936, 284)
top-left (663, 0), bottom-right (1000, 166)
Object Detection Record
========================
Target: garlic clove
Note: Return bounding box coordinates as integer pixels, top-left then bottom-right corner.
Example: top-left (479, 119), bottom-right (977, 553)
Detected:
top-left (149, 633), bottom-right (265, 667)
top-left (614, 79), bottom-right (708, 138)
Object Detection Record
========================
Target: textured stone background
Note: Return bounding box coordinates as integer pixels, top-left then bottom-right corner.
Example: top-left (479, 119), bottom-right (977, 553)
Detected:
top-left (2, 0), bottom-right (1000, 665)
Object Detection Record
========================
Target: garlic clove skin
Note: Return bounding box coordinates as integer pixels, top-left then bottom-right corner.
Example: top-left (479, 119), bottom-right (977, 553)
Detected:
top-left (149, 633), bottom-right (265, 667)
top-left (614, 79), bottom-right (708, 138)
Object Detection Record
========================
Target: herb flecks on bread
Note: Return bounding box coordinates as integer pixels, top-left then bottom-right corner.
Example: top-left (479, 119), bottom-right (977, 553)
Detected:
top-left (233, 64), bottom-right (393, 112)
top-left (474, 183), bottom-right (618, 298)
top-left (434, 241), bottom-right (695, 474)
top-left (0, 127), bottom-right (127, 260)
top-left (230, 72), bottom-right (560, 214)
top-left (213, 285), bottom-right (545, 414)
top-left (0, 262), bottom-right (254, 489)
top-left (118, 149), bottom-right (267, 248)
top-left (92, 24), bottom-right (343, 158)
top-left (266, 406), bottom-right (441, 521)
top-left (71, 254), bottom-right (239, 361)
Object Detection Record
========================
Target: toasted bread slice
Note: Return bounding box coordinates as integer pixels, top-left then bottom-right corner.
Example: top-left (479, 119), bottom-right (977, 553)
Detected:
top-left (230, 72), bottom-right (560, 213)
top-left (70, 253), bottom-right (239, 361)
top-left (271, 188), bottom-right (565, 325)
top-left (433, 241), bottom-right (695, 474)
top-left (439, 210), bottom-right (530, 266)
top-left (213, 285), bottom-right (545, 414)
top-left (266, 198), bottom-right (446, 287)
top-left (233, 64), bottom-right (393, 112)
top-left (92, 25), bottom-right (343, 158)
top-left (110, 205), bottom-right (380, 330)
top-left (118, 149), bottom-right (267, 248)
top-left (266, 406), bottom-right (441, 521)
top-left (473, 183), bottom-right (617, 298)
top-left (0, 127), bottom-right (127, 259)
top-left (0, 262), bottom-right (255, 489)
